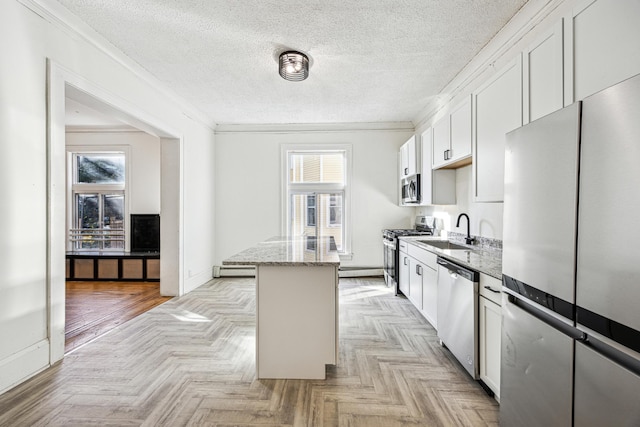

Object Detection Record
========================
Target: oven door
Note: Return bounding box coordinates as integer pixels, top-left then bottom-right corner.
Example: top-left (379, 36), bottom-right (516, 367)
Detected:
top-left (383, 237), bottom-right (396, 287)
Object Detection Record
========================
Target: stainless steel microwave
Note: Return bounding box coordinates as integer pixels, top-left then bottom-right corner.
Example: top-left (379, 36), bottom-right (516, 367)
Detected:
top-left (401, 174), bottom-right (420, 204)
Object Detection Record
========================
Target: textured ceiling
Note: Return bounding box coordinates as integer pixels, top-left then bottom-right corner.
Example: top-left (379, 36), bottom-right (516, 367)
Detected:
top-left (55, 0), bottom-right (528, 125)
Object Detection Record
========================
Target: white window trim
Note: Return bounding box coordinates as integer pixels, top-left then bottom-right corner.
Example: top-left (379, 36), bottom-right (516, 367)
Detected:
top-left (281, 143), bottom-right (352, 259)
top-left (66, 145), bottom-right (131, 251)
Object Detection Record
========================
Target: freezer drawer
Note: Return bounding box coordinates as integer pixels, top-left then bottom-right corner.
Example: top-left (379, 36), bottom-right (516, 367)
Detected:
top-left (500, 296), bottom-right (573, 426)
top-left (574, 342), bottom-right (640, 426)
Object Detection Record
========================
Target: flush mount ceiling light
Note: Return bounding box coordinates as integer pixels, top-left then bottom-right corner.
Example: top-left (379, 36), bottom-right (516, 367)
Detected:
top-left (279, 51), bottom-right (309, 82)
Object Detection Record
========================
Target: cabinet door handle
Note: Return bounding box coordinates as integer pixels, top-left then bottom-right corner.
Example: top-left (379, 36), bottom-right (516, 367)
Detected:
top-left (404, 167), bottom-right (408, 175)
top-left (416, 265), bottom-right (422, 275)
top-left (484, 285), bottom-right (501, 294)
top-left (404, 257), bottom-right (408, 265)
top-left (443, 150), bottom-right (448, 161)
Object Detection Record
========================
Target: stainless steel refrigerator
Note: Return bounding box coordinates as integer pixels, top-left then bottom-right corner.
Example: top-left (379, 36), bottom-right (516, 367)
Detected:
top-left (500, 73), bottom-right (640, 426)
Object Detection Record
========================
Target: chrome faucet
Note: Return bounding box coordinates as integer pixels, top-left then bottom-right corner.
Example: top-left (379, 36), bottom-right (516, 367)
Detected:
top-left (456, 213), bottom-right (475, 245)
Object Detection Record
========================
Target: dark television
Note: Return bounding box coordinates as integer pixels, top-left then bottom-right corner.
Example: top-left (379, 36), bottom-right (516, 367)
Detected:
top-left (131, 214), bottom-right (160, 253)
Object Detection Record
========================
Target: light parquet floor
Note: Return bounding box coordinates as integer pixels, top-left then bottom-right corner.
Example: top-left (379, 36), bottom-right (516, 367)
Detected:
top-left (0, 277), bottom-right (498, 426)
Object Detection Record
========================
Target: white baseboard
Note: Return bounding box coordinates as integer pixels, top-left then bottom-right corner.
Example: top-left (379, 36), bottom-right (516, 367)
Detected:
top-left (185, 267), bottom-right (217, 293)
top-left (217, 265), bottom-right (256, 277)
top-left (0, 339), bottom-right (50, 395)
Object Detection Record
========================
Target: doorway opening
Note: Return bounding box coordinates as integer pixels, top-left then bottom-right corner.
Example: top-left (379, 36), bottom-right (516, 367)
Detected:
top-left (49, 61), bottom-right (184, 360)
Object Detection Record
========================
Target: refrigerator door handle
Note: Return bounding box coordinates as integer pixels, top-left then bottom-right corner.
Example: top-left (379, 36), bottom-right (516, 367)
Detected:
top-left (508, 294), bottom-right (586, 341)
top-left (581, 333), bottom-right (640, 378)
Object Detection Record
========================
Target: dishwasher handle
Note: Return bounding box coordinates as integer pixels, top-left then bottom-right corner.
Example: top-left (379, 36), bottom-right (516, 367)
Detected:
top-left (437, 257), bottom-right (478, 282)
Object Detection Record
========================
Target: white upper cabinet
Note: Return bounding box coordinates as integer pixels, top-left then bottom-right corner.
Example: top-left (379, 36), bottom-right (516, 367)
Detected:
top-left (399, 135), bottom-right (417, 178)
top-left (449, 96), bottom-right (473, 163)
top-left (473, 55), bottom-right (523, 203)
top-left (567, 0), bottom-right (640, 103)
top-left (431, 115), bottom-right (450, 168)
top-left (523, 21), bottom-right (564, 124)
top-left (400, 141), bottom-right (409, 178)
top-left (432, 96), bottom-right (472, 169)
top-left (420, 127), bottom-right (455, 205)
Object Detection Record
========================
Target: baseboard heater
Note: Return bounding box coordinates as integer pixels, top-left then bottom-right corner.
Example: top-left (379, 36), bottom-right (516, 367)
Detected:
top-left (215, 266), bottom-right (383, 278)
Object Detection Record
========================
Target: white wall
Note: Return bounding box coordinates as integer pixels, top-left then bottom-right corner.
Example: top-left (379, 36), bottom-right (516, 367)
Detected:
top-left (0, 0), bottom-right (216, 394)
top-left (417, 165), bottom-right (504, 240)
top-left (66, 131), bottom-right (161, 214)
top-left (214, 125), bottom-right (415, 268)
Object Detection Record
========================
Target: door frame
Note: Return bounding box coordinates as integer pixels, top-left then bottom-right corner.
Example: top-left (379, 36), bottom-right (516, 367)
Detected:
top-left (47, 59), bottom-right (184, 363)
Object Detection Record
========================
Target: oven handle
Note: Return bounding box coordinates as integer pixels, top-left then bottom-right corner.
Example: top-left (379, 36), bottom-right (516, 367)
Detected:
top-left (382, 239), bottom-right (396, 249)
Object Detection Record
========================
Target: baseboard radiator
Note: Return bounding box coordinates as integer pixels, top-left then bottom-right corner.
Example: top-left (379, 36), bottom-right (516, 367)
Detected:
top-left (214, 265), bottom-right (383, 278)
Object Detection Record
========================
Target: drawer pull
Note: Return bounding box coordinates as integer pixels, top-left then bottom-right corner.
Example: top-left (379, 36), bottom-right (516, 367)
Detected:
top-left (484, 285), bottom-right (501, 294)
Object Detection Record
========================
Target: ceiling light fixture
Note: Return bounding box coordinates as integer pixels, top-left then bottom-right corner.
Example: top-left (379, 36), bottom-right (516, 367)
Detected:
top-left (279, 51), bottom-right (309, 82)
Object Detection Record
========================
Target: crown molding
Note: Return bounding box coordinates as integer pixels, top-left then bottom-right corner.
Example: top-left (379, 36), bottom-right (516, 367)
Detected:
top-left (413, 0), bottom-right (568, 130)
top-left (17, 0), bottom-right (217, 132)
top-left (215, 121), bottom-right (415, 135)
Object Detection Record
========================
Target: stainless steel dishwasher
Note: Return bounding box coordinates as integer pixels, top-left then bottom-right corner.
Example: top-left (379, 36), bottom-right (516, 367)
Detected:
top-left (436, 256), bottom-right (479, 378)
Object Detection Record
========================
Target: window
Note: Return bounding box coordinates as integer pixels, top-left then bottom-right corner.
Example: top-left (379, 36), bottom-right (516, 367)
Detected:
top-left (69, 152), bottom-right (126, 251)
top-left (306, 195), bottom-right (316, 227)
top-left (282, 145), bottom-right (351, 256)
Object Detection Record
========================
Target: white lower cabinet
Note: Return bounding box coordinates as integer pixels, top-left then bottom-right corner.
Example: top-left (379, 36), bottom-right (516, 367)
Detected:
top-left (479, 274), bottom-right (502, 399)
top-left (399, 243), bottom-right (501, 399)
top-left (408, 259), bottom-right (423, 310)
top-left (408, 255), bottom-right (438, 328)
top-left (420, 262), bottom-right (437, 329)
top-left (399, 251), bottom-right (410, 296)
top-left (398, 241), bottom-right (439, 330)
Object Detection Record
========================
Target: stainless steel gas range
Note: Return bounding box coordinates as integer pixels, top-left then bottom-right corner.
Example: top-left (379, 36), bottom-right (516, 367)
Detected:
top-left (382, 216), bottom-right (435, 295)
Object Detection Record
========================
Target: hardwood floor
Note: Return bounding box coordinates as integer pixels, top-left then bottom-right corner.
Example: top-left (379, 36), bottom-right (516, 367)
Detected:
top-left (65, 281), bottom-right (172, 353)
top-left (0, 277), bottom-right (498, 426)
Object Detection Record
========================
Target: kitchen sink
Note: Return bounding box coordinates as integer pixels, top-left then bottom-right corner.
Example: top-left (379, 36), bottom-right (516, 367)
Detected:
top-left (418, 240), bottom-right (470, 250)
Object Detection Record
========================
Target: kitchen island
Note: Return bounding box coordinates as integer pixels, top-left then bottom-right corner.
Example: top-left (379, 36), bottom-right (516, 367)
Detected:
top-left (223, 236), bottom-right (340, 379)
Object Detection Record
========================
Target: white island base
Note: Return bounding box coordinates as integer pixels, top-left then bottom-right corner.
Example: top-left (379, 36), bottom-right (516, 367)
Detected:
top-left (256, 264), bottom-right (338, 379)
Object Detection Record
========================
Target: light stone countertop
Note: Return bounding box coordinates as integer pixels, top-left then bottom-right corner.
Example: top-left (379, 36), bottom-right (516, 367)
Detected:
top-left (398, 236), bottom-right (503, 280)
top-left (222, 236), bottom-right (340, 267)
